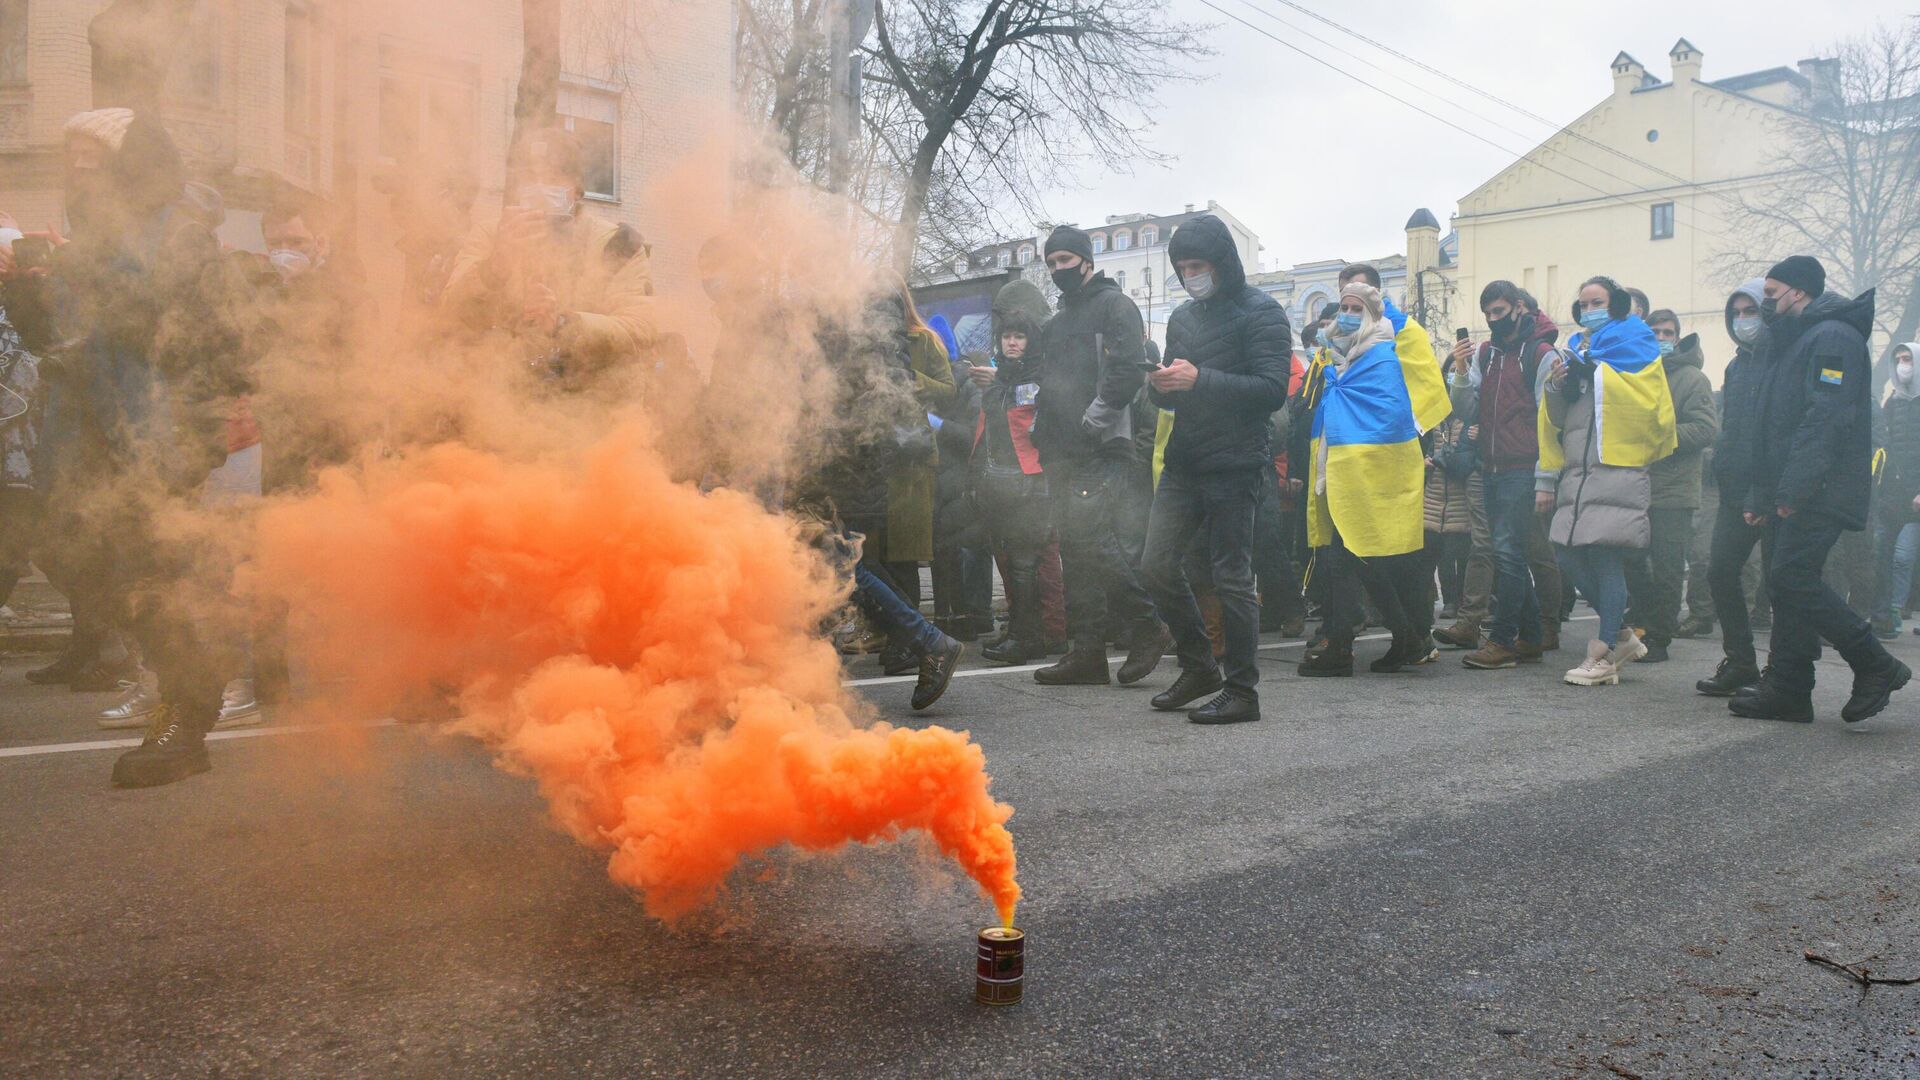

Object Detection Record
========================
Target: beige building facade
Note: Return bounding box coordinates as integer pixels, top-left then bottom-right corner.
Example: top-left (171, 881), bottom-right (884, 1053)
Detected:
top-left (0, 0), bottom-right (731, 295)
top-left (1422, 39), bottom-right (1830, 381)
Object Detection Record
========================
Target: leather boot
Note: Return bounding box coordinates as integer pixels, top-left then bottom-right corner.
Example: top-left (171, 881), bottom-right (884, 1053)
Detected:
top-left (1034, 648), bottom-right (1110, 686)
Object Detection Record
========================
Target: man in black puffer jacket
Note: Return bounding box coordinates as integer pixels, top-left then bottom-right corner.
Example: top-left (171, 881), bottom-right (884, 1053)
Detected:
top-left (1139, 214), bottom-right (1292, 724)
top-left (1730, 256), bottom-right (1909, 724)
top-left (1030, 225), bottom-right (1168, 688)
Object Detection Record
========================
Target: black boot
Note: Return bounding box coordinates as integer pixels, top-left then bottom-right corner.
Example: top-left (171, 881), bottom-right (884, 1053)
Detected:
top-left (1696, 657), bottom-right (1761, 697)
top-left (1298, 647), bottom-right (1353, 678)
top-left (982, 637), bottom-right (1044, 665)
top-left (1728, 682), bottom-right (1814, 724)
top-left (1151, 668), bottom-right (1224, 711)
top-left (1368, 634), bottom-right (1417, 674)
top-left (110, 706), bottom-right (213, 788)
top-left (1640, 640), bottom-right (1670, 663)
top-left (910, 636), bottom-right (965, 711)
top-left (1189, 690), bottom-right (1260, 725)
top-left (1842, 657), bottom-right (1911, 724)
top-left (1116, 625), bottom-right (1172, 686)
top-left (25, 642), bottom-right (93, 685)
top-left (1033, 648), bottom-right (1110, 686)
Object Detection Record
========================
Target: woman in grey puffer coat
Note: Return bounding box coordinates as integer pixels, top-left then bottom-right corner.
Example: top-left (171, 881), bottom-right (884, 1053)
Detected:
top-left (1544, 277), bottom-right (1657, 685)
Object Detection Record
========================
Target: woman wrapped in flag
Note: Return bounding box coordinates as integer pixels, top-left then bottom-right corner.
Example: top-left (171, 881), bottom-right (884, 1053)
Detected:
top-left (1299, 282), bottom-right (1453, 676)
top-left (1543, 276), bottom-right (1678, 687)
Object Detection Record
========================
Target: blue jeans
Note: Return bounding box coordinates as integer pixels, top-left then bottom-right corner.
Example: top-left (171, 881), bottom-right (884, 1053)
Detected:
top-left (853, 563), bottom-right (943, 657)
top-left (1557, 544), bottom-right (1629, 643)
top-left (1141, 465), bottom-right (1261, 696)
top-left (1484, 470), bottom-right (1542, 647)
top-left (1877, 520), bottom-right (1920, 624)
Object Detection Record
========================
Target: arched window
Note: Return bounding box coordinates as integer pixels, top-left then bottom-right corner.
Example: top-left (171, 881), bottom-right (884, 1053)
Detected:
top-left (1114, 230), bottom-right (1131, 251)
top-left (1017, 244), bottom-right (1034, 265)
top-left (1090, 233), bottom-right (1107, 255)
top-left (1139, 226), bottom-right (1158, 247)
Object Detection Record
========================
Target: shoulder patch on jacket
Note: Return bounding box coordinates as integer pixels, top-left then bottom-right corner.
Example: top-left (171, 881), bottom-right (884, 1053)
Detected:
top-left (1817, 363), bottom-right (1844, 386)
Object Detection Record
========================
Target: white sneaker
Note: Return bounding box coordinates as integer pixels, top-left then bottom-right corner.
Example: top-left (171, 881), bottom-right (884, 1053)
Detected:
top-left (98, 682), bottom-right (160, 729)
top-left (1613, 628), bottom-right (1648, 667)
top-left (1565, 639), bottom-right (1619, 686)
top-left (215, 678), bottom-right (261, 729)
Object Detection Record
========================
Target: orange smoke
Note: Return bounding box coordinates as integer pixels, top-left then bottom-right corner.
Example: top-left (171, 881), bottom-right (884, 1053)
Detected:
top-left (251, 432), bottom-right (1019, 924)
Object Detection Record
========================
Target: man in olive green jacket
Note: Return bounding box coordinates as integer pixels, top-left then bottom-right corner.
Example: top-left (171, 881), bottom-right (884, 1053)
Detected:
top-left (1625, 310), bottom-right (1719, 660)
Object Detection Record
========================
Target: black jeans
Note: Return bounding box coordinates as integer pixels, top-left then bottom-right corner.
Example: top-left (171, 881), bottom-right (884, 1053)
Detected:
top-left (1763, 511), bottom-right (1891, 694)
top-left (1623, 507), bottom-right (1694, 648)
top-left (1319, 531), bottom-right (1429, 654)
top-left (1708, 498), bottom-right (1770, 669)
top-left (1049, 456), bottom-right (1157, 652)
top-left (979, 471), bottom-right (1052, 646)
top-left (1142, 465), bottom-right (1262, 696)
top-left (1253, 465), bottom-right (1305, 623)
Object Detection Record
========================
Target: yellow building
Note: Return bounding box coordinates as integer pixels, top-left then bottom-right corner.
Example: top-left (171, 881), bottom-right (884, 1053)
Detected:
top-left (0, 0), bottom-right (731, 294)
top-left (1426, 39), bottom-right (1834, 380)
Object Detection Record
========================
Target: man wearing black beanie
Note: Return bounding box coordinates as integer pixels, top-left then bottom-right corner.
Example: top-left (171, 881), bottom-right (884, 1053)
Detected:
top-left (1028, 225), bottom-right (1169, 687)
top-left (1730, 255), bottom-right (1910, 724)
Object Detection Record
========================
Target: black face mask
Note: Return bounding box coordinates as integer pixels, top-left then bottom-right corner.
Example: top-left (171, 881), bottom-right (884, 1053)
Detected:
top-left (1760, 296), bottom-right (1781, 325)
top-left (1051, 267), bottom-right (1087, 296)
top-left (1488, 311), bottom-right (1518, 342)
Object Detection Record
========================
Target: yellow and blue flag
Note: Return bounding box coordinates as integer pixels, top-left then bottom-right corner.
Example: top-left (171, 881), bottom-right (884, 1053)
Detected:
top-left (1306, 332), bottom-right (1452, 559)
top-left (1540, 316), bottom-right (1677, 471)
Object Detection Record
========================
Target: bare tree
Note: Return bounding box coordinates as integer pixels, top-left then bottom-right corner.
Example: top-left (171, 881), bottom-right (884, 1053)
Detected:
top-left (1717, 20), bottom-right (1920, 370)
top-left (865, 0), bottom-right (1206, 275)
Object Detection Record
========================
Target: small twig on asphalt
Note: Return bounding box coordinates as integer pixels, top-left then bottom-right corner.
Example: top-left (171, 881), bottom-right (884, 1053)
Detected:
top-left (1803, 950), bottom-right (1920, 988)
top-left (1599, 1061), bottom-right (1647, 1080)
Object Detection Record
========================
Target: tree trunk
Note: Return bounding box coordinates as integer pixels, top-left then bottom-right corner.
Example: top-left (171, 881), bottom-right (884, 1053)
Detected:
top-left (890, 133), bottom-right (943, 275)
top-left (510, 0), bottom-right (564, 188)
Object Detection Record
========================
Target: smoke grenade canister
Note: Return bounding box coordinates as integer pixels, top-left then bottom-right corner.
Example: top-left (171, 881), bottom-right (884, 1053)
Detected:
top-left (975, 926), bottom-right (1024, 1005)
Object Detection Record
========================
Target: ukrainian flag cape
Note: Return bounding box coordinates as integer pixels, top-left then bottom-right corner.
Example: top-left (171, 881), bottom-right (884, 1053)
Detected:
top-left (1306, 319), bottom-right (1452, 558)
top-left (1539, 316), bottom-right (1677, 471)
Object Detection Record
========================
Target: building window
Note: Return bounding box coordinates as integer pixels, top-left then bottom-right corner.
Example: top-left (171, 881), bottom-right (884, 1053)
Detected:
top-left (378, 47), bottom-right (479, 173)
top-left (560, 83), bottom-right (619, 201)
top-left (285, 6), bottom-right (314, 136)
top-left (1115, 270), bottom-right (1126, 292)
top-left (1016, 244), bottom-right (1034, 266)
top-left (953, 257), bottom-right (968, 276)
top-left (1651, 201), bottom-right (1675, 240)
top-left (0, 0), bottom-right (27, 87)
top-left (1139, 226), bottom-right (1157, 247)
top-left (997, 250), bottom-right (1011, 267)
top-left (1090, 233), bottom-right (1106, 255)
top-left (1114, 230), bottom-right (1131, 251)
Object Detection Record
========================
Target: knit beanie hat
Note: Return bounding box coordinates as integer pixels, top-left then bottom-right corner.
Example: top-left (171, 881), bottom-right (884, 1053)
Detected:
top-left (1044, 225), bottom-right (1093, 264)
top-left (1766, 255), bottom-right (1826, 298)
top-left (63, 108), bottom-right (135, 153)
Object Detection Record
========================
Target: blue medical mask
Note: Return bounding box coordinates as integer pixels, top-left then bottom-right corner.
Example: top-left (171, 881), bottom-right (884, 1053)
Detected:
top-left (1333, 312), bottom-right (1363, 335)
top-left (1578, 308), bottom-right (1610, 331)
top-left (1656, 340), bottom-right (1676, 357)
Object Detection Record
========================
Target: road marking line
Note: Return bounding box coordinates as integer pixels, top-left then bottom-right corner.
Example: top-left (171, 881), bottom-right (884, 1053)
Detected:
top-left (2, 617), bottom-right (1605, 758)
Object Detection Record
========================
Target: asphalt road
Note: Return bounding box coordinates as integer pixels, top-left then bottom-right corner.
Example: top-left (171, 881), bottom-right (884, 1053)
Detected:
top-left (4, 620), bottom-right (1919, 1079)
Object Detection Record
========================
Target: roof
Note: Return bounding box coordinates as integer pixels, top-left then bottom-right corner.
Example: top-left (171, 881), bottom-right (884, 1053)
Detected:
top-left (1405, 207), bottom-right (1441, 231)
top-left (1708, 66), bottom-right (1808, 95)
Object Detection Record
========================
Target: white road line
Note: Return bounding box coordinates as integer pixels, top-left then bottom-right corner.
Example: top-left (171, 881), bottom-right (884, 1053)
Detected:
top-left (2, 616), bottom-right (1604, 759)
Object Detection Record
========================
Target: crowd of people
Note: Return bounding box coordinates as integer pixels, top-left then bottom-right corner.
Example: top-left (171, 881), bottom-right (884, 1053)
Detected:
top-left (0, 104), bottom-right (1911, 794)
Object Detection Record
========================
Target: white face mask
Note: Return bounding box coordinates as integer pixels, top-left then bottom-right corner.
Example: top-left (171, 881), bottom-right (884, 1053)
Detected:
top-left (1731, 315), bottom-right (1762, 344)
top-left (268, 248), bottom-right (312, 280)
top-left (1900, 361), bottom-right (1914, 382)
top-left (1185, 271), bottom-right (1215, 300)
top-left (519, 184), bottom-right (576, 219)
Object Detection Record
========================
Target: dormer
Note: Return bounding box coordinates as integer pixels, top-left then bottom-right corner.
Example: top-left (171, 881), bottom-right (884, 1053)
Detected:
top-left (1611, 51), bottom-right (1647, 97)
top-left (1669, 38), bottom-right (1703, 84)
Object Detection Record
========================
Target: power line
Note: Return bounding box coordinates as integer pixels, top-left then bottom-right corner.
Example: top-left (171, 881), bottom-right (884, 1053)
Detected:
top-left (1197, 0), bottom-right (1742, 247)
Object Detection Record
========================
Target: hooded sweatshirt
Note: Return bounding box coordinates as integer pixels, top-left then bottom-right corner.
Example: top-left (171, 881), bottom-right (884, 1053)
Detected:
top-left (1151, 214), bottom-right (1293, 473)
top-left (1879, 343), bottom-right (1920, 518)
top-left (974, 279), bottom-right (1051, 477)
top-left (1746, 288), bottom-right (1878, 527)
top-left (1455, 307), bottom-right (1560, 474)
top-left (1711, 278), bottom-right (1768, 495)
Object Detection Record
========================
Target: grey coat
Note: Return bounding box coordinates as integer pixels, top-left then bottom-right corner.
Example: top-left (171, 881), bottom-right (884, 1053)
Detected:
top-left (1545, 372), bottom-right (1650, 549)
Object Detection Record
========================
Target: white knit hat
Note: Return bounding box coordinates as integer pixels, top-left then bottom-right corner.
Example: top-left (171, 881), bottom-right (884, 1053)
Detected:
top-left (63, 108), bottom-right (135, 153)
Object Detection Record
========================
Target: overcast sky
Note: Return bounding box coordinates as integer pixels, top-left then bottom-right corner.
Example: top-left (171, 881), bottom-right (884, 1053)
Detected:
top-left (1039, 0), bottom-right (1916, 272)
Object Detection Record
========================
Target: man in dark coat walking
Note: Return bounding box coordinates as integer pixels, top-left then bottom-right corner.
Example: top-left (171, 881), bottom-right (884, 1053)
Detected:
top-left (1730, 256), bottom-right (1909, 723)
top-left (1029, 225), bottom-right (1168, 687)
top-left (1137, 214), bottom-right (1292, 724)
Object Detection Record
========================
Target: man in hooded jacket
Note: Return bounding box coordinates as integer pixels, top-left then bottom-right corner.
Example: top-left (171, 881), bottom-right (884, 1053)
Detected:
top-left (1139, 214), bottom-right (1292, 724)
top-left (1030, 225), bottom-right (1168, 687)
top-left (1729, 256), bottom-right (1908, 723)
top-left (1622, 309), bottom-right (1719, 662)
top-left (1695, 279), bottom-right (1774, 696)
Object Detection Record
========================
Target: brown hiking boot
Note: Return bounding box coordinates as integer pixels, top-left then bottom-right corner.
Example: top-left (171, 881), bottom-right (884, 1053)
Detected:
top-left (1462, 642), bottom-right (1520, 669)
top-left (1516, 639), bottom-right (1544, 664)
top-left (1433, 623), bottom-right (1480, 650)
